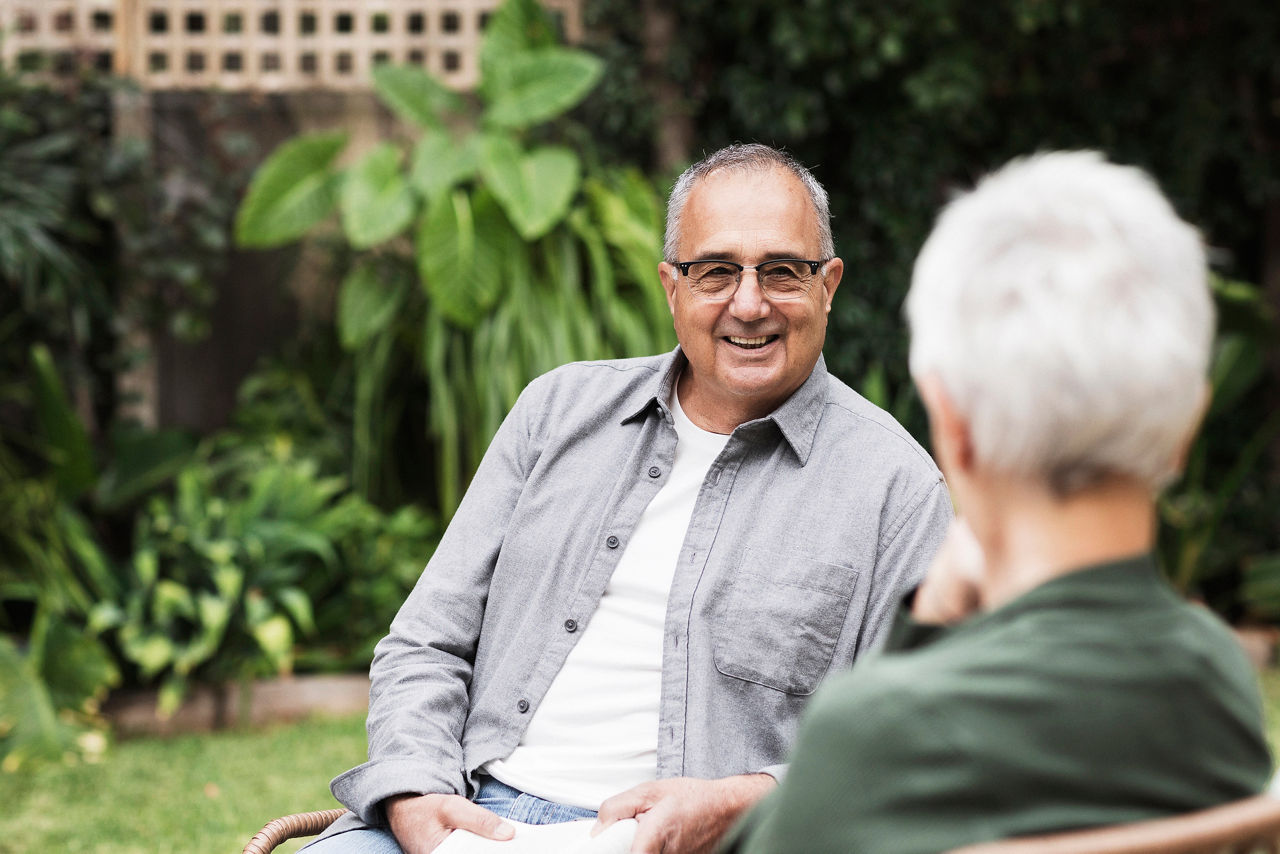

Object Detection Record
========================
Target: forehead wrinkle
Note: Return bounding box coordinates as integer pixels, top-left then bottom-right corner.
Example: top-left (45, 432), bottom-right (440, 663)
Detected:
top-left (685, 234), bottom-right (811, 263)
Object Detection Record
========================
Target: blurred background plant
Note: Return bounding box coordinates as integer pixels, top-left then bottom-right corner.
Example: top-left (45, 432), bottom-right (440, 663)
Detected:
top-left (234, 0), bottom-right (674, 516)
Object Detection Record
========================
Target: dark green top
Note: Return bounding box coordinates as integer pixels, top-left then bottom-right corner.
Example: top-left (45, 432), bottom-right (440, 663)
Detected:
top-left (722, 553), bottom-right (1272, 854)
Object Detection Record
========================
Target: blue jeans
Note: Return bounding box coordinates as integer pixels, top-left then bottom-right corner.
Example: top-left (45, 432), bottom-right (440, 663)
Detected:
top-left (302, 776), bottom-right (597, 853)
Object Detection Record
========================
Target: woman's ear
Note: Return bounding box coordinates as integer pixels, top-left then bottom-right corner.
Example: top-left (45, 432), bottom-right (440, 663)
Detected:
top-left (917, 374), bottom-right (975, 480)
top-left (1170, 380), bottom-right (1212, 477)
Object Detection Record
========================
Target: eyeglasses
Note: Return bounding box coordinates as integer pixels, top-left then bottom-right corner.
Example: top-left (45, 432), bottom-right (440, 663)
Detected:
top-left (675, 258), bottom-right (830, 301)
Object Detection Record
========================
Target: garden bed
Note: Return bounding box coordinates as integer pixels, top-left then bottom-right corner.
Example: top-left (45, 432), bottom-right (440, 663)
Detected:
top-left (104, 673), bottom-right (371, 738)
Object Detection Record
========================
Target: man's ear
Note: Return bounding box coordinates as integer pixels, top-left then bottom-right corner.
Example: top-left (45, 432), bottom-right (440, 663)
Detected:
top-left (658, 262), bottom-right (679, 315)
top-left (820, 258), bottom-right (843, 314)
top-left (917, 374), bottom-right (974, 478)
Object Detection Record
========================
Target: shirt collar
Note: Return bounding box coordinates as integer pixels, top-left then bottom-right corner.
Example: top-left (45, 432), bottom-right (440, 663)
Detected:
top-left (621, 347), bottom-right (830, 466)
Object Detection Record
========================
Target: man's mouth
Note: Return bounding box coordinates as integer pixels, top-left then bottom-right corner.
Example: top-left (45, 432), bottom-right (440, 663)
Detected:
top-left (725, 335), bottom-right (780, 350)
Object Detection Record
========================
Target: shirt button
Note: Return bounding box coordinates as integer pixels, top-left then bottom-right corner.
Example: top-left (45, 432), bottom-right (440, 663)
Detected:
top-left (606, 535), bottom-right (620, 549)
top-left (648, 466), bottom-right (661, 478)
top-left (517, 699), bottom-right (529, 713)
top-left (564, 619), bottom-right (578, 633)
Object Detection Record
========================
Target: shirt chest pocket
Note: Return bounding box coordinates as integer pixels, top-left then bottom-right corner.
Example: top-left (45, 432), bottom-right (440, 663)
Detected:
top-left (711, 547), bottom-right (862, 696)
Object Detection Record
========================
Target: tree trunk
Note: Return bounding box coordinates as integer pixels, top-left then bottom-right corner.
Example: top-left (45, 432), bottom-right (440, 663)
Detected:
top-left (640, 0), bottom-right (692, 173)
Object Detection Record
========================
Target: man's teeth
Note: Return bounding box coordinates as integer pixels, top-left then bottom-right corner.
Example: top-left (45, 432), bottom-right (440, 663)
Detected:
top-left (728, 336), bottom-right (774, 348)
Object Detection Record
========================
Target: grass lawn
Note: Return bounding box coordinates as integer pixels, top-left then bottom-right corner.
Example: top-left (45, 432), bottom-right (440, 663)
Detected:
top-left (0, 712), bottom-right (366, 854)
top-left (5, 670), bottom-right (1280, 853)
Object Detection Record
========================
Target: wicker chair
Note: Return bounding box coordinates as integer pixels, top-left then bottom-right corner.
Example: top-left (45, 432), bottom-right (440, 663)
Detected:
top-left (242, 795), bottom-right (1280, 854)
top-left (948, 795), bottom-right (1280, 854)
top-left (242, 808), bottom-right (348, 854)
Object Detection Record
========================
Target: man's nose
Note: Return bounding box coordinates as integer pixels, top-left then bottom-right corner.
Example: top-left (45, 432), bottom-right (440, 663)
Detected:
top-left (728, 270), bottom-right (771, 321)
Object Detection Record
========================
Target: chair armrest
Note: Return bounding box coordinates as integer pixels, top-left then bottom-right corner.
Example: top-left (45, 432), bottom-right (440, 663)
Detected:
top-left (242, 808), bottom-right (349, 854)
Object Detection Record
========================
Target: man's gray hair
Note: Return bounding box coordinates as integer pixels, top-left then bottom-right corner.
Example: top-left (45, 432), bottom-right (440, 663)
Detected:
top-left (663, 144), bottom-right (835, 263)
top-left (906, 151), bottom-right (1213, 495)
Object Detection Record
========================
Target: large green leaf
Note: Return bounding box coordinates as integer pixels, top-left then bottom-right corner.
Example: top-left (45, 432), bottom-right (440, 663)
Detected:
top-left (371, 64), bottom-right (462, 130)
top-left (1208, 333), bottom-right (1262, 417)
top-left (416, 189), bottom-right (512, 327)
top-left (95, 424), bottom-right (195, 511)
top-left (36, 614), bottom-right (119, 712)
top-left (251, 614), bottom-right (294, 673)
top-left (483, 49), bottom-right (604, 130)
top-left (480, 137), bottom-right (581, 240)
top-left (275, 586), bottom-right (317, 635)
top-left (337, 261), bottom-right (408, 350)
top-left (340, 143), bottom-right (417, 249)
top-left (479, 0), bottom-right (559, 97)
top-left (0, 637), bottom-right (85, 772)
top-left (235, 132), bottom-right (346, 247)
top-left (30, 344), bottom-right (95, 499)
top-left (410, 132), bottom-right (480, 202)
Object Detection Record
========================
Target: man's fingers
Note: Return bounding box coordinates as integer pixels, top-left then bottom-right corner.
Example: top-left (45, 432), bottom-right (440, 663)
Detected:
top-left (388, 793), bottom-right (514, 853)
top-left (626, 813), bottom-right (668, 854)
top-left (593, 785), bottom-right (655, 833)
top-left (439, 796), bottom-right (516, 840)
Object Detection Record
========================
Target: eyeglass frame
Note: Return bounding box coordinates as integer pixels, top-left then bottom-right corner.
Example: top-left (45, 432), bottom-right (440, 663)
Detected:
top-left (673, 258), bottom-right (832, 301)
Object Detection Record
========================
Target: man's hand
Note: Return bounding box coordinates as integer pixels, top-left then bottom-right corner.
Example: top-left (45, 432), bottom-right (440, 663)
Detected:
top-left (592, 774), bottom-right (776, 854)
top-left (911, 518), bottom-right (986, 625)
top-left (385, 793), bottom-right (514, 854)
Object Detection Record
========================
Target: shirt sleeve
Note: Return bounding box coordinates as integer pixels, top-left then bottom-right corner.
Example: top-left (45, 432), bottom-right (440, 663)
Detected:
top-left (329, 379), bottom-right (544, 826)
top-left (859, 478), bottom-right (953, 654)
top-left (725, 671), bottom-right (967, 854)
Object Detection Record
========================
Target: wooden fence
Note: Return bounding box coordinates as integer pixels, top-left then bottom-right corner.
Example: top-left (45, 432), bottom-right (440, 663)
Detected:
top-left (0, 0), bottom-right (582, 90)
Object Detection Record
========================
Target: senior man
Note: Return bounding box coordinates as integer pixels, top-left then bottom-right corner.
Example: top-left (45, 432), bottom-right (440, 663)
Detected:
top-left (721, 151), bottom-right (1273, 854)
top-left (308, 144), bottom-right (951, 854)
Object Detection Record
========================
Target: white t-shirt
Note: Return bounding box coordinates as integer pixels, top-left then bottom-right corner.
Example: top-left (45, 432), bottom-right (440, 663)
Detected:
top-left (483, 389), bottom-right (730, 809)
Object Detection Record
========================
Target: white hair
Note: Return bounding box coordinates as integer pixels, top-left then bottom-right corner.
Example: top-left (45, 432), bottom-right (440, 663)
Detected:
top-left (663, 144), bottom-right (835, 263)
top-left (906, 151), bottom-right (1214, 495)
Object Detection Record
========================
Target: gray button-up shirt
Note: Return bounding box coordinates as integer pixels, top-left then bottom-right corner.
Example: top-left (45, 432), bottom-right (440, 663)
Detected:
top-left (329, 348), bottom-right (951, 830)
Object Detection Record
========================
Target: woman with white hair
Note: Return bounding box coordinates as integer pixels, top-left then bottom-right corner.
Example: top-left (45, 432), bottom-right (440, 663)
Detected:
top-left (720, 152), bottom-right (1272, 854)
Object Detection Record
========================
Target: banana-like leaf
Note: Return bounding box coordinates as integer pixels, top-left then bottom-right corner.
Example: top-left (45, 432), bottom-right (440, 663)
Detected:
top-left (340, 143), bottom-right (417, 249)
top-left (1208, 333), bottom-right (1262, 417)
top-left (410, 131), bottom-right (480, 202)
top-left (235, 131), bottom-right (347, 247)
top-left (416, 189), bottom-right (511, 327)
top-left (31, 344), bottom-right (95, 499)
top-left (338, 261), bottom-right (408, 351)
top-left (371, 64), bottom-right (462, 130)
top-left (479, 0), bottom-right (558, 97)
top-left (483, 49), bottom-right (603, 130)
top-left (481, 137), bottom-right (581, 240)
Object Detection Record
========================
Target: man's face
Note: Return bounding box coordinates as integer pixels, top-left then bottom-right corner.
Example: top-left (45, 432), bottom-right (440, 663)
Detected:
top-left (660, 167), bottom-right (843, 427)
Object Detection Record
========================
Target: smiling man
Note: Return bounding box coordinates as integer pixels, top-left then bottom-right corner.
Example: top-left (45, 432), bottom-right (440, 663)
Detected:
top-left (309, 144), bottom-right (951, 854)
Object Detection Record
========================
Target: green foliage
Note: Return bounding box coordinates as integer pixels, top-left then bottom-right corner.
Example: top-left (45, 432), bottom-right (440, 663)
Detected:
top-left (234, 131), bottom-right (347, 248)
top-left (587, 0), bottom-right (1279, 426)
top-left (0, 404), bottom-right (120, 773)
top-left (1158, 278), bottom-right (1280, 612)
top-left (483, 50), bottom-right (604, 130)
top-left (584, 0), bottom-right (1280, 619)
top-left (88, 437), bottom-right (436, 715)
top-left (236, 0), bottom-right (674, 516)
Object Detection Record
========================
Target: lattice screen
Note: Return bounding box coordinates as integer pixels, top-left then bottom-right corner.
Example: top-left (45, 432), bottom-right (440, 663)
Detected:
top-left (0, 0), bottom-right (582, 90)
